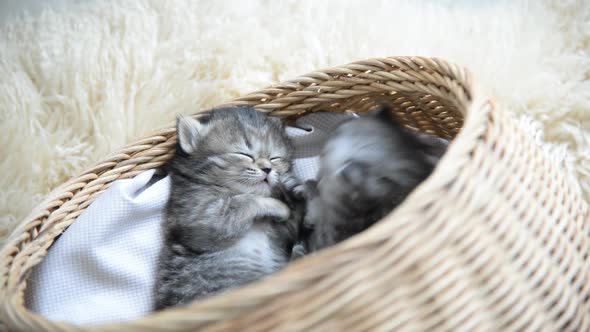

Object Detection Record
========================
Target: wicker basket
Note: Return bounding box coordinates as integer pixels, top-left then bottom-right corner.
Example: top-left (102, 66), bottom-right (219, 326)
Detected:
top-left (1, 56), bottom-right (589, 332)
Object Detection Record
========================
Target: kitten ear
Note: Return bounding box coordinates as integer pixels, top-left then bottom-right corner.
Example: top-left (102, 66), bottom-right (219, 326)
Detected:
top-left (367, 105), bottom-right (393, 122)
top-left (414, 133), bottom-right (449, 165)
top-left (176, 115), bottom-right (205, 154)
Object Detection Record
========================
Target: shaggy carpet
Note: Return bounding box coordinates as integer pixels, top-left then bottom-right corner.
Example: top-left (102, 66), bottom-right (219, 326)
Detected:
top-left (1, 0), bottom-right (589, 245)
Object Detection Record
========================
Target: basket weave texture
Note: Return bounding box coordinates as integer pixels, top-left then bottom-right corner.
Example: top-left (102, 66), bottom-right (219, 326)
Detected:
top-left (1, 56), bottom-right (589, 332)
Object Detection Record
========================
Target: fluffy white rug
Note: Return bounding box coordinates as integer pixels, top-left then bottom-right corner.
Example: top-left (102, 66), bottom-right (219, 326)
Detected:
top-left (1, 0), bottom-right (589, 245)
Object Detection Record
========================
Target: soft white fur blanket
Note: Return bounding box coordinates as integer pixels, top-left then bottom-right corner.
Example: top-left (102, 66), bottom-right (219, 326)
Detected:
top-left (1, 0), bottom-right (589, 244)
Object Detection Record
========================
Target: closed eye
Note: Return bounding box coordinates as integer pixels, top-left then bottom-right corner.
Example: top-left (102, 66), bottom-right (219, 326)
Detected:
top-left (270, 157), bottom-right (282, 162)
top-left (234, 152), bottom-right (255, 161)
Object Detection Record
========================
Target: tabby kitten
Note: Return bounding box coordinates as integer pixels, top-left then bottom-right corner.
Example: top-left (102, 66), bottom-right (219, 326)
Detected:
top-left (301, 106), bottom-right (449, 253)
top-left (154, 107), bottom-right (304, 310)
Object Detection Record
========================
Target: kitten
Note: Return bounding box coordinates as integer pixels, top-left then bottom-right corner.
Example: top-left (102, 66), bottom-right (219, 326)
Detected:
top-left (154, 106), bottom-right (304, 310)
top-left (300, 106), bottom-right (449, 253)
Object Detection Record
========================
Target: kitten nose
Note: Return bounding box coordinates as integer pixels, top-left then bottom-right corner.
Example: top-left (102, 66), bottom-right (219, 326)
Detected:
top-left (258, 159), bottom-right (272, 174)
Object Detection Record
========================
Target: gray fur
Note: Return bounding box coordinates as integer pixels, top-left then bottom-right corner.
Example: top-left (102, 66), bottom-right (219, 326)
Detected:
top-left (302, 106), bottom-right (449, 252)
top-left (154, 107), bottom-right (304, 310)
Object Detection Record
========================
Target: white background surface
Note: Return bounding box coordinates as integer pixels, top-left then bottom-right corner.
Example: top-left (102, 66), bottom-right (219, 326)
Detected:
top-left (0, 0), bottom-right (91, 23)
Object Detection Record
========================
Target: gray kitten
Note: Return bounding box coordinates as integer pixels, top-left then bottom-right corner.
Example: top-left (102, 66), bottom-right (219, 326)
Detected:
top-left (154, 107), bottom-right (304, 310)
top-left (298, 106), bottom-right (449, 254)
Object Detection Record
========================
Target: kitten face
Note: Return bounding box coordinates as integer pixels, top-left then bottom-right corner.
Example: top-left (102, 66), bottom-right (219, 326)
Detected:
top-left (317, 107), bottom-right (448, 213)
top-left (175, 107), bottom-right (293, 196)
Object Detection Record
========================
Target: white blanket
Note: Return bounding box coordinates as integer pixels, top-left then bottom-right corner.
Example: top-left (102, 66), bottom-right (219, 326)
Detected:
top-left (26, 112), bottom-right (354, 325)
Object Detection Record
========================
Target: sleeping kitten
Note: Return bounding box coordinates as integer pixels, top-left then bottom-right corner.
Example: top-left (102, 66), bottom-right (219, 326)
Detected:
top-left (300, 106), bottom-right (449, 253)
top-left (154, 107), bottom-right (304, 310)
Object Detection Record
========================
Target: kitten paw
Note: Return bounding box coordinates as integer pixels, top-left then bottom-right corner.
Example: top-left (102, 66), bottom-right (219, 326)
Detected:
top-left (280, 173), bottom-right (304, 199)
top-left (257, 197), bottom-right (290, 222)
top-left (291, 243), bottom-right (307, 261)
top-left (292, 184), bottom-right (307, 200)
